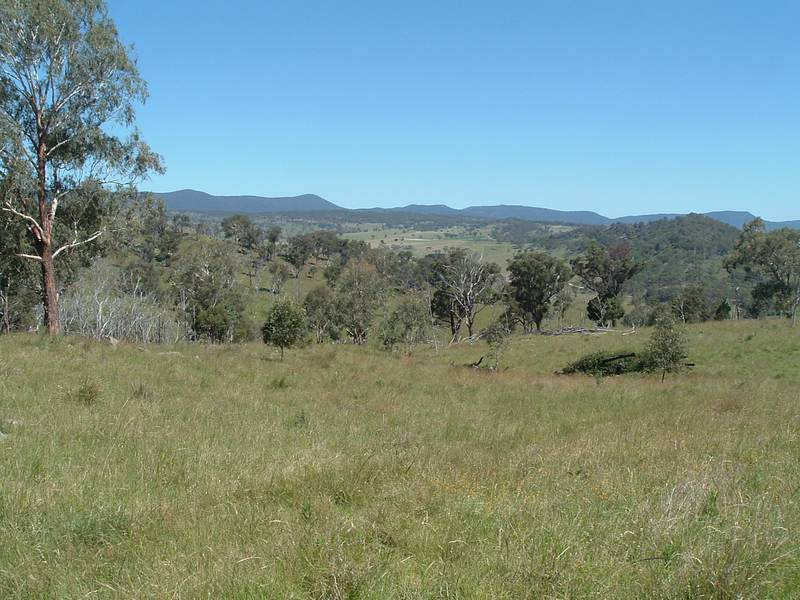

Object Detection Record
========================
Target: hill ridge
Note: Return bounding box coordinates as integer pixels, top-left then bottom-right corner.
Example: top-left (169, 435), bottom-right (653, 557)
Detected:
top-left (153, 189), bottom-right (799, 230)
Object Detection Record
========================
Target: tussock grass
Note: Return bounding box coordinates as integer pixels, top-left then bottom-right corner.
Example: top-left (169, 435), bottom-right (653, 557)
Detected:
top-left (0, 320), bottom-right (798, 597)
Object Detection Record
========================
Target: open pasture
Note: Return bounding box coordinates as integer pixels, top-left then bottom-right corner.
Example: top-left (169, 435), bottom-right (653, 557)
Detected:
top-left (1, 320), bottom-right (798, 598)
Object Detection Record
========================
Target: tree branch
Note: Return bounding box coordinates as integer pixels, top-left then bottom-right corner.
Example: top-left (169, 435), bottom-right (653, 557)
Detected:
top-left (2, 203), bottom-right (43, 238)
top-left (52, 230), bottom-right (103, 259)
top-left (15, 253), bottom-right (42, 262)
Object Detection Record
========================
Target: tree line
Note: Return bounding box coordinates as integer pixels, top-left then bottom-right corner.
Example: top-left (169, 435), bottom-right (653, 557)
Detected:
top-left (2, 0), bottom-right (798, 346)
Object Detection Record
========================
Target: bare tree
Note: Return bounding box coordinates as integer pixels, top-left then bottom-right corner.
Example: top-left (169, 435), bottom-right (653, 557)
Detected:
top-left (439, 250), bottom-right (501, 341)
top-left (59, 260), bottom-right (182, 343)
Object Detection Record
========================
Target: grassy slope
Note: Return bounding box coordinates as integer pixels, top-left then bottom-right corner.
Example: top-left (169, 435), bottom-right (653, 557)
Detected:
top-left (1, 320), bottom-right (799, 598)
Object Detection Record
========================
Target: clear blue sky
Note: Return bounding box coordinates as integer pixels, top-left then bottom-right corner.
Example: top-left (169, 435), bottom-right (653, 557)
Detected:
top-left (108, 0), bottom-right (799, 219)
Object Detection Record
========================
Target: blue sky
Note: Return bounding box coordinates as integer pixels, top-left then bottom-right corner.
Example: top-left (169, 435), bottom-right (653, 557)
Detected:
top-left (108, 1), bottom-right (799, 219)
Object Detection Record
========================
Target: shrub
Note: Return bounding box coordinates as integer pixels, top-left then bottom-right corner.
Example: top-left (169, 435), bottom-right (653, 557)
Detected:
top-left (714, 299), bottom-right (731, 321)
top-left (645, 311), bottom-right (687, 381)
top-left (483, 322), bottom-right (510, 370)
top-left (66, 378), bottom-right (102, 406)
top-left (262, 300), bottom-right (306, 359)
top-left (377, 294), bottom-right (432, 351)
top-left (561, 351), bottom-right (646, 377)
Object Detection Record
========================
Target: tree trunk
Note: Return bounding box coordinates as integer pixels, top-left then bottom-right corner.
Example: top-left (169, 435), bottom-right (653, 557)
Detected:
top-left (0, 289), bottom-right (9, 333)
top-left (34, 131), bottom-right (60, 335)
top-left (40, 241), bottom-right (60, 335)
top-left (449, 312), bottom-right (460, 343)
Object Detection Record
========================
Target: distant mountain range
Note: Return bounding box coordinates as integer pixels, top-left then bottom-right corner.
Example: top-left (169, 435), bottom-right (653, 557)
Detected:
top-left (157, 189), bottom-right (340, 213)
top-left (154, 189), bottom-right (799, 230)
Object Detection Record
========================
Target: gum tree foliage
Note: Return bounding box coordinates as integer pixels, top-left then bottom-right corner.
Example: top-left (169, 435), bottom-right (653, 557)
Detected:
top-left (168, 238), bottom-right (248, 343)
top-left (267, 260), bottom-right (292, 295)
top-left (285, 234), bottom-right (313, 276)
top-left (0, 0), bottom-right (162, 334)
top-left (497, 214), bottom-right (739, 303)
top-left (221, 214), bottom-right (263, 253)
top-left (377, 293), bottom-right (433, 351)
top-left (261, 299), bottom-right (306, 359)
top-left (333, 260), bottom-right (385, 344)
top-left (507, 251), bottom-right (572, 332)
top-left (0, 214), bottom-right (38, 331)
top-left (220, 215), bottom-right (269, 287)
top-left (571, 242), bottom-right (640, 327)
top-left (670, 285), bottom-right (716, 323)
top-left (303, 285), bottom-right (336, 343)
top-left (724, 218), bottom-right (800, 324)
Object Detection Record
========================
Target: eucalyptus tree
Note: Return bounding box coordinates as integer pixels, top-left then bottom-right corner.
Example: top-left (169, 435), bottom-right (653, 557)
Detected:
top-left (0, 0), bottom-right (162, 334)
top-left (435, 249), bottom-right (501, 341)
top-left (507, 251), bottom-right (571, 332)
top-left (571, 242), bottom-right (640, 327)
top-left (303, 285), bottom-right (335, 343)
top-left (725, 218), bottom-right (800, 324)
top-left (333, 260), bottom-right (385, 344)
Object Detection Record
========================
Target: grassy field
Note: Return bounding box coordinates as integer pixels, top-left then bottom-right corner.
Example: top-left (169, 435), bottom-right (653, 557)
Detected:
top-left (1, 320), bottom-right (799, 598)
top-left (343, 225), bottom-right (518, 266)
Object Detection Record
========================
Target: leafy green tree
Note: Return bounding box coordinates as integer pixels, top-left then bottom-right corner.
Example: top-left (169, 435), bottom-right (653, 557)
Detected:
top-left (645, 310), bottom-right (687, 382)
top-left (377, 293), bottom-right (433, 351)
top-left (507, 251), bottom-right (571, 332)
top-left (285, 234), bottom-right (313, 276)
top-left (587, 295), bottom-right (624, 326)
top-left (0, 215), bottom-right (38, 331)
top-left (268, 261), bottom-right (292, 295)
top-left (171, 213), bottom-right (191, 234)
top-left (571, 242), bottom-right (640, 327)
top-left (264, 225), bottom-right (281, 259)
top-left (671, 285), bottom-right (713, 323)
top-left (333, 261), bottom-right (385, 344)
top-left (552, 286), bottom-right (574, 328)
top-left (0, 0), bottom-right (162, 334)
top-left (221, 214), bottom-right (263, 252)
top-left (262, 300), bottom-right (306, 359)
top-left (169, 238), bottom-right (248, 342)
top-left (303, 285), bottom-right (336, 343)
top-left (724, 219), bottom-right (800, 324)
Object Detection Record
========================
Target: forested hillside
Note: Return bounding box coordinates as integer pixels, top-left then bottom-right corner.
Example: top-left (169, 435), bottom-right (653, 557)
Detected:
top-left (495, 214), bottom-right (743, 302)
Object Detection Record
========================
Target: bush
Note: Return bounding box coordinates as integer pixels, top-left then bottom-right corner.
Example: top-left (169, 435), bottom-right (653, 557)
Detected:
top-left (563, 312), bottom-right (689, 380)
top-left (377, 294), bottom-right (432, 351)
top-left (714, 299), bottom-right (731, 321)
top-left (262, 300), bottom-right (306, 359)
top-left (646, 311), bottom-right (687, 381)
top-left (483, 322), bottom-right (510, 370)
top-left (66, 378), bottom-right (102, 406)
top-left (561, 351), bottom-right (647, 377)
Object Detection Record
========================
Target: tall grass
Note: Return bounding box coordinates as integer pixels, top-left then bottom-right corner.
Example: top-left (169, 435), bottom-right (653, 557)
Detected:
top-left (0, 319), bottom-right (798, 598)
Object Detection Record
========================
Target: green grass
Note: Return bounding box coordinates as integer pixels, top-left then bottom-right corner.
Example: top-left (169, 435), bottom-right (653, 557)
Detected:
top-left (343, 224), bottom-right (519, 266)
top-left (1, 320), bottom-right (799, 598)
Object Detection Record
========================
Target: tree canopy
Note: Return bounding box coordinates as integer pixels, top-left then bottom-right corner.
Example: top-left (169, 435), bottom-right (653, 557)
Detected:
top-left (0, 0), bottom-right (162, 333)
